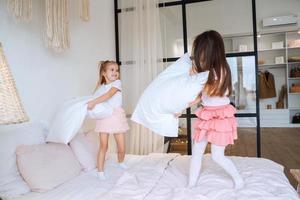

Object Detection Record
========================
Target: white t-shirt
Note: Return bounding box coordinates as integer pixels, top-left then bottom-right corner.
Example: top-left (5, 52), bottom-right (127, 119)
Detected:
top-left (201, 91), bottom-right (230, 107)
top-left (94, 80), bottom-right (122, 108)
top-left (201, 70), bottom-right (230, 107)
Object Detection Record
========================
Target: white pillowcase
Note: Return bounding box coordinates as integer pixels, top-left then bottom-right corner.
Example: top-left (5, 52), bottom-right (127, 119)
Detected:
top-left (87, 102), bottom-right (113, 119)
top-left (16, 143), bottom-right (82, 192)
top-left (47, 96), bottom-right (112, 144)
top-left (158, 53), bottom-right (192, 76)
top-left (46, 97), bottom-right (88, 144)
top-left (69, 131), bottom-right (100, 171)
top-left (131, 54), bottom-right (209, 137)
top-left (0, 121), bottom-right (48, 198)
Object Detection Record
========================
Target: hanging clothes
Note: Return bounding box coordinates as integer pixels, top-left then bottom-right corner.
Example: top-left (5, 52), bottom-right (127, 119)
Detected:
top-left (258, 71), bottom-right (276, 99)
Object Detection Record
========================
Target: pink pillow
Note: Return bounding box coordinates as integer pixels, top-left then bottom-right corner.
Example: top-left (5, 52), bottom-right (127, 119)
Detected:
top-left (69, 131), bottom-right (100, 171)
top-left (16, 143), bottom-right (82, 192)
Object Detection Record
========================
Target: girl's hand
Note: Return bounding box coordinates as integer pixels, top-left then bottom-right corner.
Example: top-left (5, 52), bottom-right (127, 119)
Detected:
top-left (188, 93), bottom-right (202, 107)
top-left (174, 111), bottom-right (183, 118)
top-left (87, 101), bottom-right (96, 110)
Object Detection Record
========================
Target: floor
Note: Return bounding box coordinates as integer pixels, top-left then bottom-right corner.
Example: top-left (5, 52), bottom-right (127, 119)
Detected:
top-left (168, 127), bottom-right (300, 188)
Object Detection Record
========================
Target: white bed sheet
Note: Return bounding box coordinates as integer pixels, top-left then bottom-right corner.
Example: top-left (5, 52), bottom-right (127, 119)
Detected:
top-left (8, 154), bottom-right (299, 200)
top-left (146, 155), bottom-right (299, 200)
top-left (8, 154), bottom-right (145, 200)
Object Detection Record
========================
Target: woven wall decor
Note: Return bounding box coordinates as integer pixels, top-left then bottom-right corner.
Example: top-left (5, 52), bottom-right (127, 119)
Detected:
top-left (45, 0), bottom-right (70, 52)
top-left (0, 43), bottom-right (29, 125)
top-left (80, 0), bottom-right (90, 21)
top-left (7, 0), bottom-right (32, 23)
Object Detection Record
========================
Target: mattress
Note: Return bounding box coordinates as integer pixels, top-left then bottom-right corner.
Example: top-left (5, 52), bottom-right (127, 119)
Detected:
top-left (8, 154), bottom-right (299, 200)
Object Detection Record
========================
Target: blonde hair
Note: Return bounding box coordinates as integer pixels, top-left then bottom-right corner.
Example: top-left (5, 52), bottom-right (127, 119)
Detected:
top-left (94, 60), bottom-right (119, 92)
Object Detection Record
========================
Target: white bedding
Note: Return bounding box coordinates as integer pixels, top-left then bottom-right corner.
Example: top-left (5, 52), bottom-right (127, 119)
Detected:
top-left (8, 154), bottom-right (299, 200)
top-left (146, 155), bottom-right (299, 200)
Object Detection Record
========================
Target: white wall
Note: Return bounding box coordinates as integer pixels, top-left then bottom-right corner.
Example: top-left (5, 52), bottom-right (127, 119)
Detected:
top-left (256, 0), bottom-right (300, 32)
top-left (186, 0), bottom-right (253, 37)
top-left (0, 0), bottom-right (115, 123)
top-left (159, 0), bottom-right (300, 56)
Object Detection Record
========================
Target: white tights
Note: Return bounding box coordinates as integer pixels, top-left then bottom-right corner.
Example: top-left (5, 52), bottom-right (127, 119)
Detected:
top-left (188, 139), bottom-right (244, 189)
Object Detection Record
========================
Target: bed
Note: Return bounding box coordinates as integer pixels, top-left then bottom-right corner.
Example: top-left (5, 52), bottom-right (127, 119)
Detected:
top-left (9, 153), bottom-right (299, 200)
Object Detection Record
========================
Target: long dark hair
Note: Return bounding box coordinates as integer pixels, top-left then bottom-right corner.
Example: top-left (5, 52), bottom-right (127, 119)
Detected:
top-left (192, 30), bottom-right (232, 97)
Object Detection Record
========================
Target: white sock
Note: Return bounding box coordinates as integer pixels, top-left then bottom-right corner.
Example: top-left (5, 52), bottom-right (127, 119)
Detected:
top-left (93, 171), bottom-right (107, 180)
top-left (119, 162), bottom-right (127, 169)
top-left (211, 144), bottom-right (244, 189)
top-left (188, 140), bottom-right (208, 188)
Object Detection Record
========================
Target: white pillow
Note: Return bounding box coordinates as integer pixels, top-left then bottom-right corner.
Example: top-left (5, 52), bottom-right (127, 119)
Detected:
top-left (0, 121), bottom-right (48, 198)
top-left (16, 143), bottom-right (82, 192)
top-left (87, 102), bottom-right (113, 119)
top-left (131, 54), bottom-right (209, 137)
top-left (47, 96), bottom-right (113, 144)
top-left (47, 98), bottom-right (87, 144)
top-left (160, 53), bottom-right (192, 76)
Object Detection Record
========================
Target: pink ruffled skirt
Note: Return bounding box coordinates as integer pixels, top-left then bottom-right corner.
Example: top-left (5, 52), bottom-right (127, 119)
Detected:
top-left (95, 107), bottom-right (129, 134)
top-left (193, 104), bottom-right (237, 146)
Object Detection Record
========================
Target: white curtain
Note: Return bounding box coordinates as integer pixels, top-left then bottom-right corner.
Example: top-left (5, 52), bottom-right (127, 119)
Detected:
top-left (119, 0), bottom-right (165, 155)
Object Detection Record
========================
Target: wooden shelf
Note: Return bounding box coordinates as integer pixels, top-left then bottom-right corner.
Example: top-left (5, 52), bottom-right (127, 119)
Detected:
top-left (258, 48), bottom-right (286, 52)
top-left (260, 109), bottom-right (288, 111)
top-left (289, 107), bottom-right (300, 110)
top-left (286, 124), bottom-right (300, 127)
top-left (288, 62), bottom-right (300, 65)
top-left (227, 30), bottom-right (300, 127)
top-left (287, 46), bottom-right (300, 50)
top-left (258, 63), bottom-right (286, 68)
top-left (225, 50), bottom-right (254, 54)
top-left (288, 92), bottom-right (300, 95)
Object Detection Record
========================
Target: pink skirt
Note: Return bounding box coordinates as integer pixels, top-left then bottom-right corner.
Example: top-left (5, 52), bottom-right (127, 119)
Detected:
top-left (95, 107), bottom-right (129, 134)
top-left (193, 104), bottom-right (237, 146)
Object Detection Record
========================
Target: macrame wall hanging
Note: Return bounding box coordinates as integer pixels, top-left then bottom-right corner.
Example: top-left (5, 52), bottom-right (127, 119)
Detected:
top-left (45, 0), bottom-right (70, 52)
top-left (6, 0), bottom-right (90, 52)
top-left (7, 0), bottom-right (32, 23)
top-left (0, 43), bottom-right (29, 125)
top-left (80, 0), bottom-right (90, 21)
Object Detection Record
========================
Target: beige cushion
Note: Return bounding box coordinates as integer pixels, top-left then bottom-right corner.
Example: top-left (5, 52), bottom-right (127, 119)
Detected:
top-left (16, 143), bottom-right (82, 192)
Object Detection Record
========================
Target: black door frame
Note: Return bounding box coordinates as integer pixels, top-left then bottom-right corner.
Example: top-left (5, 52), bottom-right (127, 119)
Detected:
top-left (114, 0), bottom-right (261, 157)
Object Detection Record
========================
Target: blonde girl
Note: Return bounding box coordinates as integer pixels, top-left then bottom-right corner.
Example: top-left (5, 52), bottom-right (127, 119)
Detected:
top-left (87, 60), bottom-right (129, 180)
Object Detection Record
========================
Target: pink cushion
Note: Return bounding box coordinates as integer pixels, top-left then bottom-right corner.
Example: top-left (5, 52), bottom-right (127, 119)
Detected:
top-left (16, 143), bottom-right (82, 192)
top-left (69, 131), bottom-right (99, 171)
